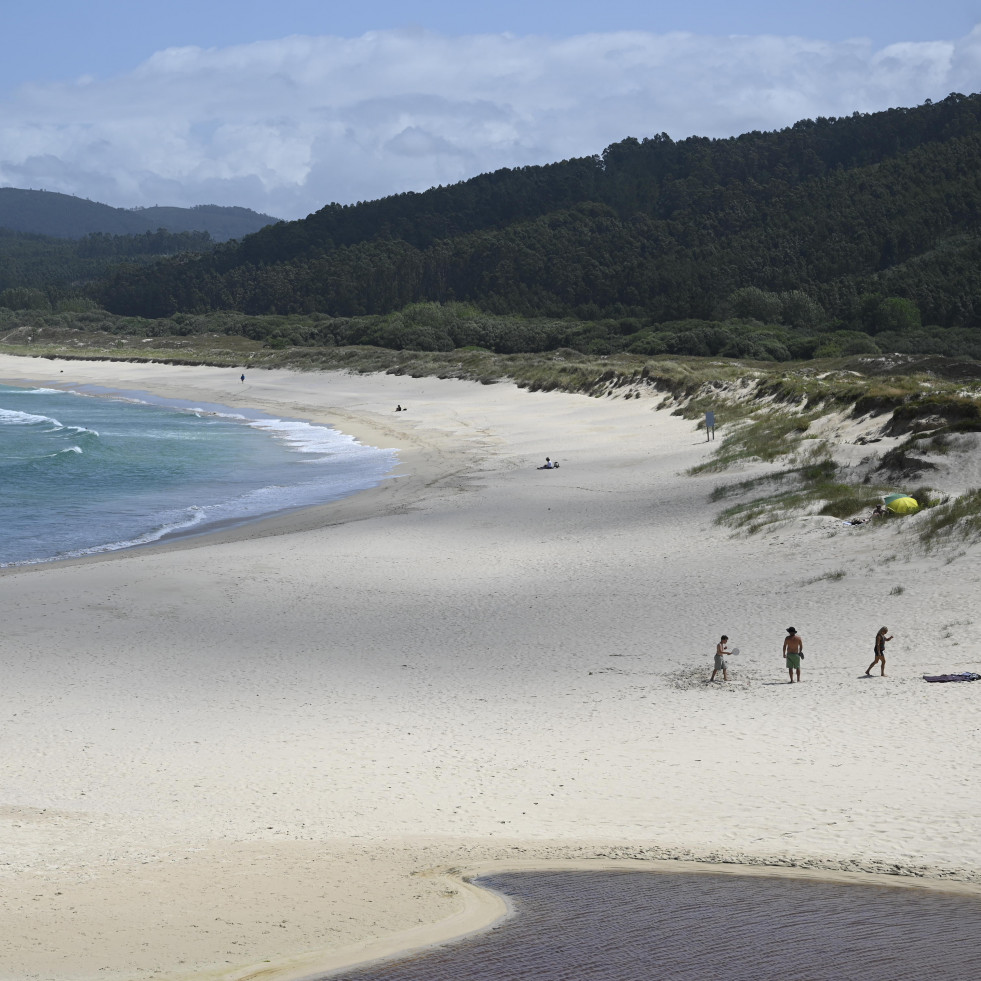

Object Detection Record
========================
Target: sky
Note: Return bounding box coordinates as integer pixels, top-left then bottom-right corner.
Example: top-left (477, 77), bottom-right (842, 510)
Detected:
top-left (2, 1), bottom-right (980, 220)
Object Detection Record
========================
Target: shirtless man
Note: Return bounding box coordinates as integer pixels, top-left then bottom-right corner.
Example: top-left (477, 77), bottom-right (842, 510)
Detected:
top-left (783, 626), bottom-right (803, 683)
top-left (710, 635), bottom-right (731, 682)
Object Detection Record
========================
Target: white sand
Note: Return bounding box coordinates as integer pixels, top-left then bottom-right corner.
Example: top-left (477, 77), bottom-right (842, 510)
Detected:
top-left (1, 353), bottom-right (980, 981)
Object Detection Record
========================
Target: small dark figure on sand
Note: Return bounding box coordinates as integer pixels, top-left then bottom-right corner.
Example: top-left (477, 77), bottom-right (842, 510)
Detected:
top-left (240, 373), bottom-right (245, 383)
top-left (866, 626), bottom-right (893, 676)
top-left (783, 627), bottom-right (803, 683)
top-left (710, 635), bottom-right (730, 682)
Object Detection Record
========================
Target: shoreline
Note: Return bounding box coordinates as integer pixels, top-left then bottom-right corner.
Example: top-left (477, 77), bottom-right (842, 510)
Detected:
top-left (0, 385), bottom-right (403, 570)
top-left (1, 353), bottom-right (980, 981)
top-left (0, 357), bottom-right (480, 582)
top-left (0, 359), bottom-right (424, 570)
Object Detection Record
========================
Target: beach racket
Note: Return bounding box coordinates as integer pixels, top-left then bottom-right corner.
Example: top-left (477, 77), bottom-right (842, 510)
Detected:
top-left (730, 647), bottom-right (740, 656)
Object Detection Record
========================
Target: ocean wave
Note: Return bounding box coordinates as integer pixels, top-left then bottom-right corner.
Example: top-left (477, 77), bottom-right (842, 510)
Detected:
top-left (0, 407), bottom-right (62, 428)
top-left (65, 506), bottom-right (211, 557)
top-left (1, 506), bottom-right (212, 567)
top-left (247, 417), bottom-right (368, 456)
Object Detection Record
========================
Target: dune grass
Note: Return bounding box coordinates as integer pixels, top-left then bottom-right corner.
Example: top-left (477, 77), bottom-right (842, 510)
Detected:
top-left (916, 489), bottom-right (981, 548)
top-left (689, 409), bottom-right (821, 475)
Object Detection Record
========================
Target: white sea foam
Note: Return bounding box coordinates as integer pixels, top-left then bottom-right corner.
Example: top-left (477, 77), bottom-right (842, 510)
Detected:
top-left (248, 417), bottom-right (364, 456)
top-left (182, 403), bottom-right (371, 458)
top-left (0, 407), bottom-right (61, 427)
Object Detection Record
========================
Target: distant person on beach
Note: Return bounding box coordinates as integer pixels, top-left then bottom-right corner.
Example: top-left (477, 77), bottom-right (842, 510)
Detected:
top-left (538, 457), bottom-right (554, 469)
top-left (866, 626), bottom-right (893, 677)
top-left (395, 404), bottom-right (403, 412)
top-left (783, 627), bottom-right (803, 683)
top-left (240, 374), bottom-right (245, 383)
top-left (710, 635), bottom-right (730, 682)
top-left (870, 504), bottom-right (885, 518)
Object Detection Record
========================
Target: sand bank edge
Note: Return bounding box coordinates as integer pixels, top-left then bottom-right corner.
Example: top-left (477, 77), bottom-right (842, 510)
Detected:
top-left (214, 853), bottom-right (981, 981)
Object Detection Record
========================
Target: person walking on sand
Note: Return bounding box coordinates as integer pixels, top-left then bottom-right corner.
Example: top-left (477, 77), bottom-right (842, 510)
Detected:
top-left (866, 626), bottom-right (893, 677)
top-left (710, 635), bottom-right (731, 682)
top-left (783, 627), bottom-right (803, 683)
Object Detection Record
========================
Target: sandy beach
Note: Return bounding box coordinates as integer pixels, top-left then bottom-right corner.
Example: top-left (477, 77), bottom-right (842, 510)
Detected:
top-left (1, 352), bottom-right (980, 981)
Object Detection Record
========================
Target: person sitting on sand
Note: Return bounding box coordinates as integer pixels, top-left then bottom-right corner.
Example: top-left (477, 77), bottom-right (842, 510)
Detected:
top-left (710, 635), bottom-right (730, 682)
top-left (865, 626), bottom-right (893, 677)
top-left (538, 457), bottom-right (554, 469)
top-left (783, 627), bottom-right (803, 683)
top-left (870, 504), bottom-right (886, 518)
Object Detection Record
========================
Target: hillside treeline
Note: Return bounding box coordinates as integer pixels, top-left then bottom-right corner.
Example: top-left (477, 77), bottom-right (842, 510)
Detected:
top-left (92, 93), bottom-right (981, 343)
top-left (0, 227), bottom-right (217, 299)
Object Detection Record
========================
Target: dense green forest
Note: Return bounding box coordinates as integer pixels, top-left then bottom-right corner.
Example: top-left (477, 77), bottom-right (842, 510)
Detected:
top-left (4, 93), bottom-right (981, 362)
top-left (0, 188), bottom-right (279, 241)
top-left (0, 227), bottom-right (221, 299)
top-left (94, 93), bottom-right (981, 331)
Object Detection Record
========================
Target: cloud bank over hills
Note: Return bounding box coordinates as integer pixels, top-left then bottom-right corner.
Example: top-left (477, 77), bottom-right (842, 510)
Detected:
top-left (2, 26), bottom-right (980, 219)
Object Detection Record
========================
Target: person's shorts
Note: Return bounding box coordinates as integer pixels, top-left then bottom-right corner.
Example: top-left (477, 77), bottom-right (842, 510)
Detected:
top-left (785, 653), bottom-right (801, 669)
top-left (714, 654), bottom-right (728, 670)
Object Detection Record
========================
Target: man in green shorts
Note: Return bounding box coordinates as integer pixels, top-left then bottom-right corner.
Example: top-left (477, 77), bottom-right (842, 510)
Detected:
top-left (783, 626), bottom-right (803, 683)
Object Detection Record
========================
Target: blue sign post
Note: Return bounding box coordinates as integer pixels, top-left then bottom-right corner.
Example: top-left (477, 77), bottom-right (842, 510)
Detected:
top-left (705, 410), bottom-right (715, 441)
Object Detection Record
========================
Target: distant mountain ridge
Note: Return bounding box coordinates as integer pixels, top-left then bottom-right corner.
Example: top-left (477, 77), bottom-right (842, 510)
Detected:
top-left (0, 188), bottom-right (280, 242)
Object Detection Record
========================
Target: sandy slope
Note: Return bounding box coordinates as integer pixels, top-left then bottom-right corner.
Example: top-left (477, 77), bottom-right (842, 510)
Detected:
top-left (0, 354), bottom-right (979, 981)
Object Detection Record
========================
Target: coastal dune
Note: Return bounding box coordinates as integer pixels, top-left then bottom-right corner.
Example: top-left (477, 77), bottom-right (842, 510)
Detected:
top-left (1, 353), bottom-right (980, 981)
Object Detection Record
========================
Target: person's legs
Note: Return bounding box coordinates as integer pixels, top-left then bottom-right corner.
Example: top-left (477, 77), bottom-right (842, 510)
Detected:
top-left (880, 656), bottom-right (886, 677)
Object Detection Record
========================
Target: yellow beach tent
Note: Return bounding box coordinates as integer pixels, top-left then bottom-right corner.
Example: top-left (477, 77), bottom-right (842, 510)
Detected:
top-left (885, 496), bottom-right (919, 515)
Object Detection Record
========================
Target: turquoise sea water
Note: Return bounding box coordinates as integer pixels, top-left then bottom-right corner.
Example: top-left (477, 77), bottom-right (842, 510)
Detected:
top-left (0, 382), bottom-right (396, 566)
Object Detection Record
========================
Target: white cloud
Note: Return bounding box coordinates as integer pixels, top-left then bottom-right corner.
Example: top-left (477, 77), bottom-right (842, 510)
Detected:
top-left (0, 26), bottom-right (979, 219)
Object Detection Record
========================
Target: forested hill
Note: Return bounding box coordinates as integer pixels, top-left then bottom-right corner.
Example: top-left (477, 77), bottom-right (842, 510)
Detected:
top-left (0, 189), bottom-right (280, 242)
top-left (97, 92), bottom-right (981, 331)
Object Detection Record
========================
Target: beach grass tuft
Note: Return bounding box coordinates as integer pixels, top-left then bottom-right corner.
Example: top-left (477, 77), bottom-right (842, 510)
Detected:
top-left (916, 489), bottom-right (981, 548)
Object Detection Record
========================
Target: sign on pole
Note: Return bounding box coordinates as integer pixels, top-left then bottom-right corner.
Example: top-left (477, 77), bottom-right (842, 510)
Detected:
top-left (705, 410), bottom-right (716, 441)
